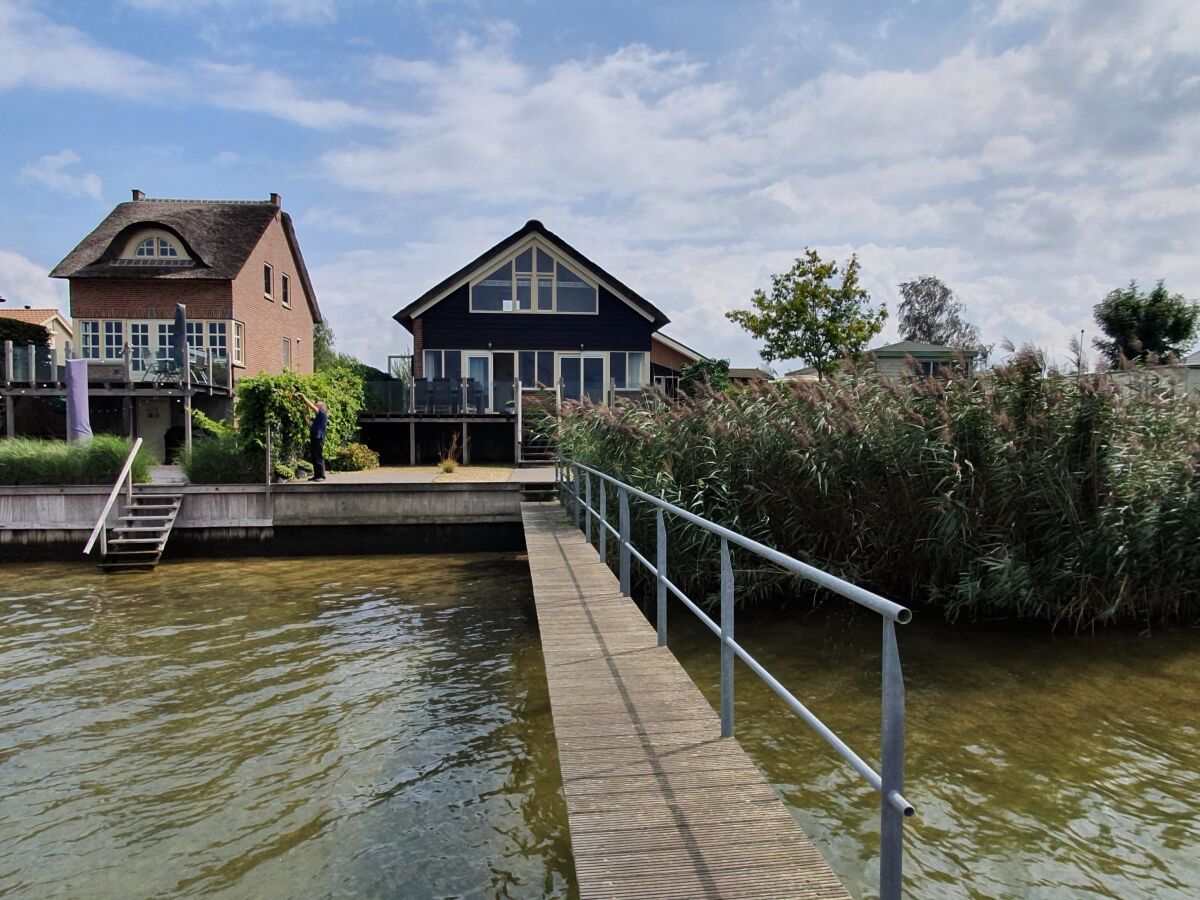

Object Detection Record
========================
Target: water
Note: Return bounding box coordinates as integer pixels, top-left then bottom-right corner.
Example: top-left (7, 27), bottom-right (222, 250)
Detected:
top-left (0, 556), bottom-right (577, 899)
top-left (3, 557), bottom-right (1198, 899)
top-left (663, 608), bottom-right (1200, 899)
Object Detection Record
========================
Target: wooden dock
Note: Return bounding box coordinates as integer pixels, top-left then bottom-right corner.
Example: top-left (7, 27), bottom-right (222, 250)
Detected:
top-left (522, 503), bottom-right (850, 899)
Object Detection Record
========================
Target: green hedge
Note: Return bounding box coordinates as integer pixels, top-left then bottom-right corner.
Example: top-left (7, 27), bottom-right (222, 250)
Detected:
top-left (235, 368), bottom-right (364, 463)
top-left (179, 434), bottom-right (264, 484)
top-left (0, 436), bottom-right (151, 485)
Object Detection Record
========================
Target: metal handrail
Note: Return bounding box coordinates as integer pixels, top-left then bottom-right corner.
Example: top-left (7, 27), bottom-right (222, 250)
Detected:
top-left (83, 437), bottom-right (144, 556)
top-left (557, 457), bottom-right (914, 900)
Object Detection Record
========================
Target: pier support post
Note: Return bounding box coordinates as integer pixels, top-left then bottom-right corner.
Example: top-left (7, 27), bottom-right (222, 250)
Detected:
top-left (4, 394), bottom-right (13, 439)
top-left (720, 537), bottom-right (734, 738)
top-left (409, 421), bottom-right (416, 465)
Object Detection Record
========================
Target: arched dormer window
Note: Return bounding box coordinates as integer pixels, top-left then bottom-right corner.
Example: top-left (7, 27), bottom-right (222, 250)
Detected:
top-left (469, 242), bottom-right (598, 314)
top-left (121, 229), bottom-right (190, 261)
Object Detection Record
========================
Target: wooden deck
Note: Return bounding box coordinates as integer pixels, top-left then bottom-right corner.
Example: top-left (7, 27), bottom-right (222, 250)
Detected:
top-left (521, 503), bottom-right (850, 900)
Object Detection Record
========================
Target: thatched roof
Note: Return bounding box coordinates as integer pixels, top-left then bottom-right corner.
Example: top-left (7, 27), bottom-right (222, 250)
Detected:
top-left (50, 195), bottom-right (321, 322)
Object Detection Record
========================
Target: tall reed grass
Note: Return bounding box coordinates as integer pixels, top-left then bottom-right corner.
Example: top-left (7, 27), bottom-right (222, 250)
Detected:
top-left (551, 355), bottom-right (1200, 628)
top-left (0, 436), bottom-right (151, 485)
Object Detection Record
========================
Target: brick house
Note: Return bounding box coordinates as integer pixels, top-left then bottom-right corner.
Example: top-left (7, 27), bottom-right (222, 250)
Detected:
top-left (37, 191), bottom-right (322, 456)
top-left (0, 307), bottom-right (73, 363)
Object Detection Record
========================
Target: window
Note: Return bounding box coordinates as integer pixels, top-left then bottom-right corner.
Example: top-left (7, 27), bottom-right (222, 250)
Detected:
top-left (185, 322), bottom-right (205, 351)
top-left (423, 350), bottom-right (462, 380)
top-left (80, 321), bottom-right (100, 359)
top-left (208, 322), bottom-right (228, 358)
top-left (157, 323), bottom-right (174, 360)
top-left (103, 321), bottom-right (124, 360)
top-left (610, 352), bottom-right (647, 388)
top-left (281, 273), bottom-right (291, 308)
top-left (264, 263), bottom-right (274, 299)
top-left (129, 234), bottom-right (183, 258)
top-left (519, 351), bottom-right (555, 388)
top-left (282, 338), bottom-right (292, 368)
top-left (233, 322), bottom-right (245, 366)
top-left (129, 323), bottom-right (150, 370)
top-left (469, 242), bottom-right (597, 314)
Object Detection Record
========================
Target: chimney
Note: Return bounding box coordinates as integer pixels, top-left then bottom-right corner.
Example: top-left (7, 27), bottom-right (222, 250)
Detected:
top-left (270, 192), bottom-right (281, 208)
top-left (132, 189), bottom-right (145, 201)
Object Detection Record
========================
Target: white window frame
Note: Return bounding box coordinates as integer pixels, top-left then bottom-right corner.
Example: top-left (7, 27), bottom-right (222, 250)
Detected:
top-left (207, 322), bottom-right (229, 359)
top-left (80, 320), bottom-right (101, 359)
top-left (469, 239), bottom-right (599, 315)
top-left (102, 320), bottom-right (124, 360)
top-left (264, 263), bottom-right (274, 300)
top-left (610, 351), bottom-right (648, 389)
top-left (281, 272), bottom-right (291, 308)
top-left (233, 321), bottom-right (245, 367)
top-left (556, 351), bottom-right (608, 401)
top-left (121, 229), bottom-right (188, 260)
top-left (128, 321), bottom-right (153, 371)
top-left (156, 322), bottom-right (175, 361)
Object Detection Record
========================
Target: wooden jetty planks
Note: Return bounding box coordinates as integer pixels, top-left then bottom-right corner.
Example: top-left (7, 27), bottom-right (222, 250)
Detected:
top-left (521, 503), bottom-right (850, 900)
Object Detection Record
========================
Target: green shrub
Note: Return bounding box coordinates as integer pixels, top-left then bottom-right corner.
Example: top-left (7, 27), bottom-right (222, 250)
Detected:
top-left (553, 358), bottom-right (1200, 628)
top-left (180, 434), bottom-right (264, 484)
top-left (273, 462), bottom-right (295, 482)
top-left (295, 459), bottom-right (314, 477)
top-left (328, 442), bottom-right (379, 472)
top-left (235, 367), bottom-right (364, 464)
top-left (0, 436), bottom-right (151, 485)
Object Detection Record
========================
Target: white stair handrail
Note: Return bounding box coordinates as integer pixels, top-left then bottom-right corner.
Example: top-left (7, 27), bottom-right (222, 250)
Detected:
top-left (84, 437), bottom-right (143, 556)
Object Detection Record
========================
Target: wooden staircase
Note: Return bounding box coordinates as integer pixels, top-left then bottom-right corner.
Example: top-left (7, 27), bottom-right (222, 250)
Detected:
top-left (98, 488), bottom-right (183, 571)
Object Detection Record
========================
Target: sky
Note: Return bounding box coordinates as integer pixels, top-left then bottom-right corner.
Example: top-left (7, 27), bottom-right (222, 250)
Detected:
top-left (0, 0), bottom-right (1197, 371)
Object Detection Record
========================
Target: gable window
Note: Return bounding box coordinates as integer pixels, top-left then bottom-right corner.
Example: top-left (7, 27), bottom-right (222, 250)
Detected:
top-left (264, 263), bottom-right (274, 299)
top-left (233, 322), bottom-right (245, 366)
top-left (80, 321), bottom-right (100, 359)
top-left (281, 273), bottom-right (291, 308)
top-left (469, 243), bottom-right (597, 314)
top-left (282, 338), bottom-right (292, 368)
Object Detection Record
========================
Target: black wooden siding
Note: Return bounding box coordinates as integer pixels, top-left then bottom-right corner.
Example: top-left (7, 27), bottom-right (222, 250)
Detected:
top-left (420, 284), bottom-right (654, 352)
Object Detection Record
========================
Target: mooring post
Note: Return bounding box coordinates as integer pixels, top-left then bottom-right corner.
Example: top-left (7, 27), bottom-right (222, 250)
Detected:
top-left (720, 537), bottom-right (734, 737)
top-left (572, 463), bottom-right (581, 527)
top-left (618, 487), bottom-right (630, 596)
top-left (598, 479), bottom-right (607, 561)
top-left (879, 618), bottom-right (906, 900)
top-left (656, 508), bottom-right (667, 646)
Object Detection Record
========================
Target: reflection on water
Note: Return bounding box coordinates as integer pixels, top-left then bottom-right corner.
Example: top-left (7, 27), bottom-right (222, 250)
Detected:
top-left (0, 555), bottom-right (577, 899)
top-left (663, 607), bottom-right (1200, 899)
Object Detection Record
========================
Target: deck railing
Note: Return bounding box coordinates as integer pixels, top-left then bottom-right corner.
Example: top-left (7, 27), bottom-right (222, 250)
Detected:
top-left (556, 458), bottom-right (915, 900)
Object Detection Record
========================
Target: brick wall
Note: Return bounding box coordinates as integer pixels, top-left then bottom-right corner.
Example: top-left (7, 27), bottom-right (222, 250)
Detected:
top-left (231, 212), bottom-right (316, 377)
top-left (70, 279), bottom-right (232, 321)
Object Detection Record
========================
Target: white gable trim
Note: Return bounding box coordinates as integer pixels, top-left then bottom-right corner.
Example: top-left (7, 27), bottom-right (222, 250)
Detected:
top-left (407, 233), bottom-right (656, 323)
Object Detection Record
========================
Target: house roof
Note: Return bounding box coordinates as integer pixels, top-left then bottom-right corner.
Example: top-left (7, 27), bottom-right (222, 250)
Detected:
top-left (728, 366), bottom-right (774, 380)
top-left (50, 194), bottom-right (321, 323)
top-left (870, 340), bottom-right (978, 358)
top-left (0, 307), bottom-right (71, 333)
top-left (652, 331), bottom-right (706, 362)
top-left (1185, 349), bottom-right (1200, 366)
top-left (394, 220), bottom-right (669, 330)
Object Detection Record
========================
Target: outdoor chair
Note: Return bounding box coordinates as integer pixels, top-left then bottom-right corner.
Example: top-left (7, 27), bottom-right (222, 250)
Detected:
top-left (143, 350), bottom-right (182, 385)
top-left (413, 379), bottom-right (431, 414)
top-left (431, 378), bottom-right (452, 413)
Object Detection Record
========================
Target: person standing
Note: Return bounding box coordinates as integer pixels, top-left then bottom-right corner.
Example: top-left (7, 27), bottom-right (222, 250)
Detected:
top-left (300, 393), bottom-right (328, 482)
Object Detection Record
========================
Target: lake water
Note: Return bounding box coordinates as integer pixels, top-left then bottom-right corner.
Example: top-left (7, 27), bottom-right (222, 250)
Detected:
top-left (2, 555), bottom-right (1198, 898)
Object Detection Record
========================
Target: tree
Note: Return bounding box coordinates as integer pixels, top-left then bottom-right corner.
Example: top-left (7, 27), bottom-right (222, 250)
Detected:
top-left (1092, 280), bottom-right (1199, 367)
top-left (679, 358), bottom-right (731, 392)
top-left (897, 275), bottom-right (990, 361)
top-left (313, 321), bottom-right (337, 372)
top-left (0, 319), bottom-right (50, 347)
top-left (725, 249), bottom-right (886, 380)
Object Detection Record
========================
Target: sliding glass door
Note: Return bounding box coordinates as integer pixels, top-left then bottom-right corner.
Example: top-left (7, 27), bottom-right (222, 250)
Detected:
top-left (559, 354), bottom-right (606, 403)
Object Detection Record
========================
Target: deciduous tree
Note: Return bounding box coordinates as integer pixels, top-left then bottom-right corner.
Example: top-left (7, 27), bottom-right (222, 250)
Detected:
top-left (1092, 280), bottom-right (1199, 366)
top-left (726, 249), bottom-right (886, 380)
top-left (897, 275), bottom-right (989, 361)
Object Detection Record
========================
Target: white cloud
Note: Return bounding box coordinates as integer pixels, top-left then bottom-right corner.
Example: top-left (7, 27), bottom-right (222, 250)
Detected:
top-left (198, 62), bottom-right (383, 130)
top-left (0, 249), bottom-right (68, 312)
top-left (21, 150), bottom-right (104, 200)
top-left (121, 0), bottom-right (337, 26)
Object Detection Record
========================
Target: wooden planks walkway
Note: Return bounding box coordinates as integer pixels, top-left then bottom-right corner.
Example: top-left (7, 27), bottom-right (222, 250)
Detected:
top-left (522, 503), bottom-right (850, 900)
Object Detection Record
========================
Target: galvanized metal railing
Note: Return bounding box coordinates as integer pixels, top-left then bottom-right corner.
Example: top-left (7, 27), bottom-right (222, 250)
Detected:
top-left (555, 458), bottom-right (915, 900)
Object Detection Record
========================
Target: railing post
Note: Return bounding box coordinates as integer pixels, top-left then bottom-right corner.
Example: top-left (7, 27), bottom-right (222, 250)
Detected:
top-left (206, 348), bottom-right (214, 394)
top-left (123, 343), bottom-right (133, 385)
top-left (515, 378), bottom-right (523, 464)
top-left (265, 418), bottom-right (273, 518)
top-left (618, 487), bottom-right (630, 596)
top-left (656, 508), bottom-right (667, 646)
top-left (2, 340), bottom-right (12, 385)
top-left (584, 472), bottom-right (592, 543)
top-left (879, 618), bottom-right (906, 900)
top-left (26, 343), bottom-right (35, 384)
top-left (572, 463), bottom-right (581, 528)
top-left (598, 479), bottom-right (607, 561)
top-left (720, 536), bottom-right (734, 738)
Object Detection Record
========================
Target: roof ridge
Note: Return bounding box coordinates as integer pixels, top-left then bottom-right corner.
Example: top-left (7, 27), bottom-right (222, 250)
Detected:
top-left (132, 198), bottom-right (276, 205)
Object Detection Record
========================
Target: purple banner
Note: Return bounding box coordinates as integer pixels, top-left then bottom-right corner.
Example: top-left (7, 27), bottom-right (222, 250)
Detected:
top-left (65, 358), bottom-right (92, 441)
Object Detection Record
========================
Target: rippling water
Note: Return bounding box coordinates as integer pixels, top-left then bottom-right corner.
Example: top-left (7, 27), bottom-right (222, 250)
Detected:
top-left (0, 556), bottom-right (577, 899)
top-left (664, 609), bottom-right (1200, 899)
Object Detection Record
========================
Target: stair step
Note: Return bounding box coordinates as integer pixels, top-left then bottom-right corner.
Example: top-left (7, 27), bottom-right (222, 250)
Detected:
top-left (109, 537), bottom-right (166, 545)
top-left (104, 548), bottom-right (162, 555)
top-left (119, 514), bottom-right (174, 521)
top-left (112, 525), bottom-right (171, 534)
top-left (126, 503), bottom-right (179, 511)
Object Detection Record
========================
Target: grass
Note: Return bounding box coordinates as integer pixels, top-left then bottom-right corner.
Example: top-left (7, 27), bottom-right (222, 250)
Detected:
top-left (180, 434), bottom-right (265, 484)
top-left (550, 353), bottom-right (1200, 629)
top-left (0, 436), bottom-right (152, 485)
